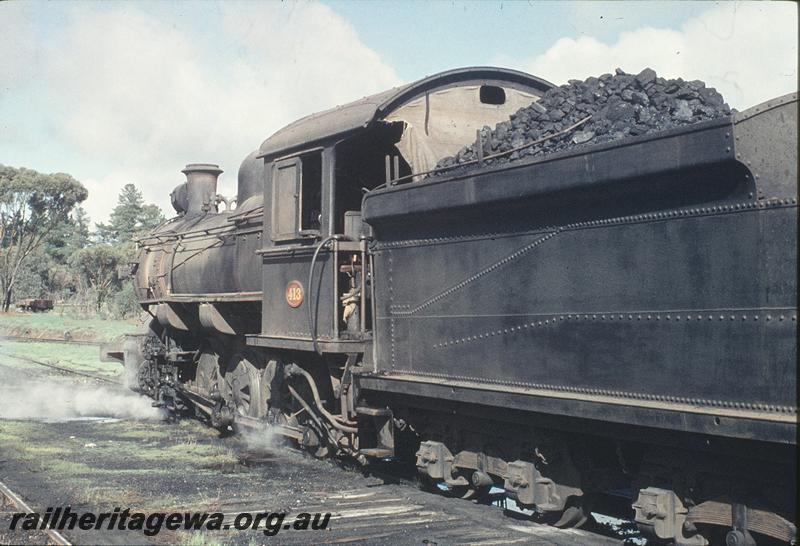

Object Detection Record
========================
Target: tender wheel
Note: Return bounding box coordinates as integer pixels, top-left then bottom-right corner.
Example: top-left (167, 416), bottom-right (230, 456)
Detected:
top-left (449, 484), bottom-right (481, 500)
top-left (448, 472), bottom-right (493, 500)
top-left (224, 351), bottom-right (266, 418)
top-left (419, 474), bottom-right (492, 501)
top-left (552, 504), bottom-right (589, 528)
top-left (543, 498), bottom-right (591, 529)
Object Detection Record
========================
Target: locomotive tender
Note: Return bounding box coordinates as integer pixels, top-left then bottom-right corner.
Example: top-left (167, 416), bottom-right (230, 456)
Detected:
top-left (114, 68), bottom-right (797, 544)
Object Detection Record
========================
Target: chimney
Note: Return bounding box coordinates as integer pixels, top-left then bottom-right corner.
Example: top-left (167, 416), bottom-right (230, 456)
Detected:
top-left (182, 163), bottom-right (222, 215)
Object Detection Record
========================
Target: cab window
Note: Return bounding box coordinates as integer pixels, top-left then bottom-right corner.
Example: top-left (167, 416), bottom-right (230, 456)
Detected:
top-left (271, 151), bottom-right (322, 241)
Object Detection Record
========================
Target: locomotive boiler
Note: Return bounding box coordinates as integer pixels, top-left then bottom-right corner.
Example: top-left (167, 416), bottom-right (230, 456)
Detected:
top-left (110, 67), bottom-right (797, 545)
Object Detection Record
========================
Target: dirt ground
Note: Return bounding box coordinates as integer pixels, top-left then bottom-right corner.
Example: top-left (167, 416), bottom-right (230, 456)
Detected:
top-left (0, 348), bottom-right (623, 545)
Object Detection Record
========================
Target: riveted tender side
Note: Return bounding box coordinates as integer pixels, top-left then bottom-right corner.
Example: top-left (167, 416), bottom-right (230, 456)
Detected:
top-left (359, 94), bottom-right (797, 544)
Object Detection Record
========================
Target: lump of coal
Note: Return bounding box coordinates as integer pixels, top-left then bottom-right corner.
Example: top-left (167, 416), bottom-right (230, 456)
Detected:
top-left (571, 130), bottom-right (595, 144)
top-left (673, 100), bottom-right (693, 121)
top-left (432, 67), bottom-right (731, 175)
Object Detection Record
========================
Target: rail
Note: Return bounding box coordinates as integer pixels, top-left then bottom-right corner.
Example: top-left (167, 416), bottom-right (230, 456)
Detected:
top-left (0, 350), bottom-right (121, 385)
top-left (0, 480), bottom-right (72, 546)
top-left (0, 335), bottom-right (103, 347)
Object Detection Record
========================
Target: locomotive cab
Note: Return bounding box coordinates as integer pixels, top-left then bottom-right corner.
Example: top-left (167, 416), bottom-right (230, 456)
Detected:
top-left (248, 67), bottom-right (552, 354)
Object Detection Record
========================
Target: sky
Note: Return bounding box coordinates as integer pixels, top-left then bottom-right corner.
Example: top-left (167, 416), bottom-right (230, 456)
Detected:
top-left (1, 0), bottom-right (797, 225)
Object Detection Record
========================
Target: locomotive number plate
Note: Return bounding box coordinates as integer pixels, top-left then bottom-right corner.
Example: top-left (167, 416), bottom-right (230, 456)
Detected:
top-left (285, 280), bottom-right (304, 308)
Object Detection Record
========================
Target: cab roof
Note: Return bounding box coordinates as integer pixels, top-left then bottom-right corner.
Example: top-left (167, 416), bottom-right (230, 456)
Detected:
top-left (258, 66), bottom-right (553, 160)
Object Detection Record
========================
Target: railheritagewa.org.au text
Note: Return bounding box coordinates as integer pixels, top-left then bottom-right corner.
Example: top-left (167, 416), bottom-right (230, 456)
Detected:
top-left (9, 507), bottom-right (331, 536)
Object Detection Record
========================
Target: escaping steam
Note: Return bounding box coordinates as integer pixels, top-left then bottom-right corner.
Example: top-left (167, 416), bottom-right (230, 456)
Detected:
top-left (0, 378), bottom-right (164, 421)
top-left (238, 424), bottom-right (282, 453)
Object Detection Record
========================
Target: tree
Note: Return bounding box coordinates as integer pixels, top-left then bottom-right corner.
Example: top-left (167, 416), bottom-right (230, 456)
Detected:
top-left (12, 206), bottom-right (91, 302)
top-left (69, 244), bottom-right (124, 311)
top-left (95, 183), bottom-right (164, 244)
top-left (91, 184), bottom-right (163, 316)
top-left (42, 205), bottom-right (91, 266)
top-left (0, 165), bottom-right (88, 311)
top-left (66, 206), bottom-right (91, 254)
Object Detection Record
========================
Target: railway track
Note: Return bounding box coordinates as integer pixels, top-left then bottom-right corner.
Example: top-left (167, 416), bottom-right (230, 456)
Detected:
top-left (0, 480), bottom-right (72, 546)
top-left (176, 485), bottom-right (625, 545)
top-left (0, 349), bottom-right (120, 385)
top-left (0, 335), bottom-right (104, 347)
top-left (0, 473), bottom-right (620, 546)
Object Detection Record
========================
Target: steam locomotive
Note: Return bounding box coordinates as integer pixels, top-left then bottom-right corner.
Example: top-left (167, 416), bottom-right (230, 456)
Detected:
top-left (108, 67), bottom-right (797, 545)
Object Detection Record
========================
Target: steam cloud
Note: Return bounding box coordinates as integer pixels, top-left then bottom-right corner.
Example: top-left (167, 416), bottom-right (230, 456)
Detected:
top-left (0, 379), bottom-right (164, 421)
top-left (238, 424), bottom-right (283, 453)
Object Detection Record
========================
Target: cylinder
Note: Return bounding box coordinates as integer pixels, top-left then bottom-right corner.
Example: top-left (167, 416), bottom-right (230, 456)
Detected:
top-left (182, 163), bottom-right (222, 215)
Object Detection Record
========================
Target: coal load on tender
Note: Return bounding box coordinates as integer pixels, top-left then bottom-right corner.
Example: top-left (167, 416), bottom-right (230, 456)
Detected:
top-left (434, 67), bottom-right (732, 173)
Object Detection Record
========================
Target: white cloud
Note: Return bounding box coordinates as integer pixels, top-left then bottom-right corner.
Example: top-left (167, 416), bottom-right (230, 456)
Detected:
top-left (0, 4), bottom-right (38, 89)
top-left (2, 1), bottom-right (796, 225)
top-left (0, 2), bottom-right (400, 224)
top-left (514, 2), bottom-right (797, 110)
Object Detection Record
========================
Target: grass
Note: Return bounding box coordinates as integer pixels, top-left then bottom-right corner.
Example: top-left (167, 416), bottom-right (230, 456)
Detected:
top-left (0, 418), bottom-right (240, 510)
top-left (101, 418), bottom-right (217, 441)
top-left (0, 311), bottom-right (138, 342)
top-left (21, 445), bottom-right (65, 457)
top-left (0, 419), bottom-right (45, 441)
top-left (47, 459), bottom-right (96, 476)
top-left (107, 438), bottom-right (241, 470)
top-left (79, 486), bottom-right (146, 506)
top-left (0, 354), bottom-right (41, 372)
top-left (103, 425), bottom-right (172, 440)
top-left (0, 341), bottom-right (123, 378)
top-left (182, 532), bottom-right (225, 546)
top-left (0, 419), bottom-right (239, 474)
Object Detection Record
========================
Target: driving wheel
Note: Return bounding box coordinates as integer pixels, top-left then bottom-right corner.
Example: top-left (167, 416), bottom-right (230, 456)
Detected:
top-left (196, 351), bottom-right (222, 399)
top-left (224, 352), bottom-right (266, 418)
